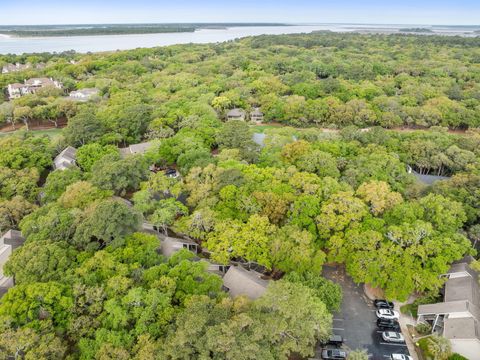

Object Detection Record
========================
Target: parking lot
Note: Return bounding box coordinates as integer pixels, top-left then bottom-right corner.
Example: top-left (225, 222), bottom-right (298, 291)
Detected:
top-left (322, 265), bottom-right (411, 360)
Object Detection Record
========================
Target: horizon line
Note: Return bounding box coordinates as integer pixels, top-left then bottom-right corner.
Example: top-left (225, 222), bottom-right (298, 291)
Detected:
top-left (1, 22), bottom-right (480, 27)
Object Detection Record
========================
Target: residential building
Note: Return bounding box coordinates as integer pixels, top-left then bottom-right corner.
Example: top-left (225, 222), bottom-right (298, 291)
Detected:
top-left (227, 108), bottom-right (246, 121)
top-left (0, 230), bottom-right (25, 297)
top-left (250, 108), bottom-right (264, 122)
top-left (54, 146), bottom-right (77, 170)
top-left (417, 259), bottom-right (480, 360)
top-left (201, 259), bottom-right (230, 276)
top-left (69, 88), bottom-right (100, 101)
top-left (222, 265), bottom-right (270, 299)
top-left (120, 142), bottom-right (153, 157)
top-left (160, 236), bottom-right (198, 257)
top-left (2, 62), bottom-right (31, 74)
top-left (0, 230), bottom-right (25, 251)
top-left (7, 77), bottom-right (63, 100)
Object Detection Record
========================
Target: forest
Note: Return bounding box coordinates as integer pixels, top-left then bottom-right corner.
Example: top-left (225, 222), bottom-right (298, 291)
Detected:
top-left (0, 32), bottom-right (479, 359)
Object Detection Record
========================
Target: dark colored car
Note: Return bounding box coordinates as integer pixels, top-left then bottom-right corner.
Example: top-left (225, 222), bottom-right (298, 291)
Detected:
top-left (377, 318), bottom-right (401, 331)
top-left (374, 299), bottom-right (394, 309)
top-left (325, 335), bottom-right (343, 346)
top-left (321, 349), bottom-right (347, 359)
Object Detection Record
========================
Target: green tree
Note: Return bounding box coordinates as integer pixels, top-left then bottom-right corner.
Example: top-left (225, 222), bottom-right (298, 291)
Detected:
top-left (64, 108), bottom-right (106, 146)
top-left (0, 196), bottom-right (37, 233)
top-left (91, 154), bottom-right (148, 196)
top-left (73, 199), bottom-right (141, 250)
top-left (150, 198), bottom-right (188, 234)
top-left (4, 241), bottom-right (77, 284)
top-left (217, 121), bottom-right (259, 162)
top-left (0, 282), bottom-right (74, 331)
top-left (42, 167), bottom-right (83, 203)
top-left (76, 143), bottom-right (119, 172)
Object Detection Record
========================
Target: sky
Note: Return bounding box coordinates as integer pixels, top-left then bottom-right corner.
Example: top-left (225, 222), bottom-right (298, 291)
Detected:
top-left (0, 0), bottom-right (479, 26)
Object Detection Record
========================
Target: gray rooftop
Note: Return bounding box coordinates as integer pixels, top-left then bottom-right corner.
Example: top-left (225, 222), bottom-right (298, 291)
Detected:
top-left (57, 146), bottom-right (77, 161)
top-left (444, 317), bottom-right (480, 340)
top-left (227, 108), bottom-right (246, 117)
top-left (0, 230), bottom-right (25, 250)
top-left (222, 266), bottom-right (269, 299)
top-left (120, 142), bottom-right (152, 156)
top-left (160, 236), bottom-right (197, 257)
top-left (250, 108), bottom-right (263, 116)
top-left (445, 275), bottom-right (480, 306)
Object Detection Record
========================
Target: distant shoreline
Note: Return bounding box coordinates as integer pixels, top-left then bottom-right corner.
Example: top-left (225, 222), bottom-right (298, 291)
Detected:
top-left (0, 23), bottom-right (290, 38)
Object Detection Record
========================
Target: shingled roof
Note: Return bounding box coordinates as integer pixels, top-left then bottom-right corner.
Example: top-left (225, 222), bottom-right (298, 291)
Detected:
top-left (222, 266), bottom-right (269, 299)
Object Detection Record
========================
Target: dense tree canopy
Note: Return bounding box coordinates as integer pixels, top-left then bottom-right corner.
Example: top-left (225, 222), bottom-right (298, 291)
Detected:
top-left (0, 31), bottom-right (479, 358)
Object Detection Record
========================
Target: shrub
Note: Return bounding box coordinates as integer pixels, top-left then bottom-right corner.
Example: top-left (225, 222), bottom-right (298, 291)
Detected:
top-left (415, 322), bottom-right (432, 336)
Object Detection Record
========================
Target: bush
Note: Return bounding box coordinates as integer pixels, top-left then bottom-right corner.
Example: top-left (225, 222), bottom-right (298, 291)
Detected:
top-left (448, 354), bottom-right (468, 360)
top-left (417, 335), bottom-right (451, 360)
top-left (415, 322), bottom-right (432, 336)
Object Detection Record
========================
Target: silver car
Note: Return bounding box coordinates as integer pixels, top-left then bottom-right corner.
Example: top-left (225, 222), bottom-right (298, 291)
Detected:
top-left (382, 331), bottom-right (405, 343)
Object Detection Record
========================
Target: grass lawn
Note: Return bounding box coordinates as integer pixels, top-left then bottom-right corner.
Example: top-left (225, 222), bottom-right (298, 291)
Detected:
top-left (0, 128), bottom-right (63, 140)
top-left (250, 124), bottom-right (283, 133)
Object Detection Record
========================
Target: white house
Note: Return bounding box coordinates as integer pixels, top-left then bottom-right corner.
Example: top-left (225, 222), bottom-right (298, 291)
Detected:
top-left (7, 77), bottom-right (63, 100)
top-left (417, 259), bottom-right (480, 360)
top-left (69, 88), bottom-right (100, 101)
top-left (54, 146), bottom-right (77, 171)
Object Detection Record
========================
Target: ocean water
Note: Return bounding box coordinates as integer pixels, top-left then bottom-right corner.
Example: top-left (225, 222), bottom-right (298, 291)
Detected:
top-left (0, 24), bottom-right (478, 55)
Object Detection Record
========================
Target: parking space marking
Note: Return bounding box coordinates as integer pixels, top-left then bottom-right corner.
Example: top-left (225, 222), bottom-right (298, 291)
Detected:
top-left (332, 327), bottom-right (345, 331)
top-left (379, 342), bottom-right (407, 347)
top-left (333, 318), bottom-right (344, 321)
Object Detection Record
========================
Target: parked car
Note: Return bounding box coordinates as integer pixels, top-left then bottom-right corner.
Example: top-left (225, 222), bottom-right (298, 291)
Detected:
top-left (382, 332), bottom-right (405, 343)
top-left (374, 299), bottom-right (394, 309)
top-left (326, 334), bottom-right (343, 346)
top-left (391, 354), bottom-right (413, 360)
top-left (377, 318), bottom-right (401, 331)
top-left (321, 349), bottom-right (347, 359)
top-left (376, 308), bottom-right (400, 320)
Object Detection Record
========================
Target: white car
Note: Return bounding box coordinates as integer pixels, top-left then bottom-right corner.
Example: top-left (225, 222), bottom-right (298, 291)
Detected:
top-left (382, 332), bottom-right (405, 343)
top-left (376, 308), bottom-right (399, 320)
top-left (391, 354), bottom-right (413, 360)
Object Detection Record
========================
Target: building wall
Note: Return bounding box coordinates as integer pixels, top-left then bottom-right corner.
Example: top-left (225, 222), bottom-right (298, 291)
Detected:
top-left (450, 339), bottom-right (480, 360)
top-left (449, 272), bottom-right (470, 279)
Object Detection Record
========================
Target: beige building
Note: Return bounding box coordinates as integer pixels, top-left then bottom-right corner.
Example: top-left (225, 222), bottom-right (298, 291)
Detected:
top-left (227, 108), bottom-right (246, 121)
top-left (418, 260), bottom-right (480, 360)
top-left (222, 265), bottom-right (270, 299)
top-left (0, 230), bottom-right (25, 297)
top-left (7, 77), bottom-right (63, 99)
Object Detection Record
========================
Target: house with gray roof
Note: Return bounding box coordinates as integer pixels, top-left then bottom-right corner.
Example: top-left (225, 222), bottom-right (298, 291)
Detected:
top-left (227, 108), bottom-right (246, 121)
top-left (250, 108), bottom-right (264, 122)
top-left (0, 230), bottom-right (25, 298)
top-left (2, 63), bottom-right (31, 74)
top-left (54, 146), bottom-right (77, 170)
top-left (0, 230), bottom-right (25, 251)
top-left (69, 88), bottom-right (100, 101)
top-left (222, 265), bottom-right (270, 299)
top-left (418, 259), bottom-right (480, 360)
top-left (160, 236), bottom-right (198, 257)
top-left (120, 142), bottom-right (153, 157)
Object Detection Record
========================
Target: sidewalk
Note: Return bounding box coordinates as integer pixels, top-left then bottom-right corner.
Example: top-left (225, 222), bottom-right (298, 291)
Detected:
top-left (397, 305), bottom-right (419, 360)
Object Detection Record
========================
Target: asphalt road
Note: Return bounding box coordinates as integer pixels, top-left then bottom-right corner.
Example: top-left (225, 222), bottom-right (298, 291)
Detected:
top-left (321, 265), bottom-right (411, 360)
